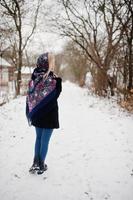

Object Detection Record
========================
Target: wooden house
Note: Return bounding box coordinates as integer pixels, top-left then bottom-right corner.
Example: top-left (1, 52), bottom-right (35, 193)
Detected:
top-left (0, 57), bottom-right (14, 86)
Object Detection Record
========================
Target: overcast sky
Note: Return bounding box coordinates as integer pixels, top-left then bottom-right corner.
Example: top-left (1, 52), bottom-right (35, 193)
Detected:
top-left (26, 0), bottom-right (67, 54)
top-left (27, 32), bottom-right (67, 54)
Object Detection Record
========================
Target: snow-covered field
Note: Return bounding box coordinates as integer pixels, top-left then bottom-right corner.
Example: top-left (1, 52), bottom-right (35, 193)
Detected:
top-left (0, 81), bottom-right (133, 200)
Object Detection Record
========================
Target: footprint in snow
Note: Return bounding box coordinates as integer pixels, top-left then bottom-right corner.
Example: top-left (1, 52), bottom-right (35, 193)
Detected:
top-left (43, 177), bottom-right (47, 180)
top-left (14, 174), bottom-right (21, 179)
top-left (131, 169), bottom-right (133, 176)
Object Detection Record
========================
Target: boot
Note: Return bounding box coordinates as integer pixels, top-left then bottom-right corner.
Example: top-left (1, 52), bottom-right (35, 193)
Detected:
top-left (37, 160), bottom-right (48, 175)
top-left (29, 157), bottom-right (40, 173)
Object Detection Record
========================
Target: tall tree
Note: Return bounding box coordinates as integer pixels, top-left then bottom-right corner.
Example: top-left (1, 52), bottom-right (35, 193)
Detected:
top-left (54, 0), bottom-right (131, 96)
top-left (0, 0), bottom-right (42, 95)
top-left (111, 0), bottom-right (133, 90)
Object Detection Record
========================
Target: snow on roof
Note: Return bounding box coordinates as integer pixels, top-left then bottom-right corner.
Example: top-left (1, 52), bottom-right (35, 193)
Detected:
top-left (0, 57), bottom-right (12, 67)
top-left (21, 66), bottom-right (34, 74)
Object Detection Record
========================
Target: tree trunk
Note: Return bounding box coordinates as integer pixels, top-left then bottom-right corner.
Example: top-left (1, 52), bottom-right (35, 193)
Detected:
top-left (128, 29), bottom-right (133, 90)
top-left (16, 28), bottom-right (22, 95)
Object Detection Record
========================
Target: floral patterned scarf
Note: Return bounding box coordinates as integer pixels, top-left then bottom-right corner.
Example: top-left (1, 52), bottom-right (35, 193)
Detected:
top-left (27, 68), bottom-right (56, 114)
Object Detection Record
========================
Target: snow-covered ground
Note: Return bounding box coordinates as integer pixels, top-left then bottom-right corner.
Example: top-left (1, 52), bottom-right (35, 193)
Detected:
top-left (0, 81), bottom-right (133, 200)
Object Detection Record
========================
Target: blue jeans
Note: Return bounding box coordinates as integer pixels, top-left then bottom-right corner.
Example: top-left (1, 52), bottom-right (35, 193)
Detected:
top-left (34, 127), bottom-right (53, 162)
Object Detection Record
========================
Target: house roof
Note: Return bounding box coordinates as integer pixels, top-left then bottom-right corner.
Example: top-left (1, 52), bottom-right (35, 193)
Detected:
top-left (0, 57), bottom-right (12, 67)
top-left (21, 66), bottom-right (34, 74)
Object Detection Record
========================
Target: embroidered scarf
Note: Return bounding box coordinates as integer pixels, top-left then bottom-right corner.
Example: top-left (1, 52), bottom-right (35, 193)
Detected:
top-left (26, 69), bottom-right (57, 123)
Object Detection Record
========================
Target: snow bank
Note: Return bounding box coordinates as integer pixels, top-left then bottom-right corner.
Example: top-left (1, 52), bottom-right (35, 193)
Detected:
top-left (0, 81), bottom-right (133, 200)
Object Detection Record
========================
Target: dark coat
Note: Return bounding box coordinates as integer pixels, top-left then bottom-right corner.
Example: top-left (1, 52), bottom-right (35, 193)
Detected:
top-left (26, 76), bottom-right (62, 129)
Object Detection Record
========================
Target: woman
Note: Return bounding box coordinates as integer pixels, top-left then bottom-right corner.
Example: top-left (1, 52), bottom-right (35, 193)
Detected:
top-left (26, 52), bottom-right (62, 175)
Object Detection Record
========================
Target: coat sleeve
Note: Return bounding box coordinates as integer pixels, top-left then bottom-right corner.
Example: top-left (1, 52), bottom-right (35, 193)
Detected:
top-left (55, 77), bottom-right (62, 99)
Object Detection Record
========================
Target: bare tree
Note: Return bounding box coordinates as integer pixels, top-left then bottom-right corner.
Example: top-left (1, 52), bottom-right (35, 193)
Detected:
top-left (0, 0), bottom-right (42, 95)
top-left (0, 24), bottom-right (14, 56)
top-left (63, 41), bottom-right (88, 86)
top-left (111, 0), bottom-right (133, 91)
top-left (53, 0), bottom-right (131, 96)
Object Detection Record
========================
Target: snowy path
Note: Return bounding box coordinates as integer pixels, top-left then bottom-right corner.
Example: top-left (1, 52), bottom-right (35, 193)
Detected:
top-left (0, 82), bottom-right (133, 200)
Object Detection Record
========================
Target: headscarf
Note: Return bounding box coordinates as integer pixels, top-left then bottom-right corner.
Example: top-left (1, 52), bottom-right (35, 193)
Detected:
top-left (32, 52), bottom-right (50, 80)
top-left (37, 52), bottom-right (49, 71)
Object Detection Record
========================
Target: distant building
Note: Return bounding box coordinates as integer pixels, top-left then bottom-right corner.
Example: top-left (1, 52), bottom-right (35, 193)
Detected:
top-left (20, 66), bottom-right (34, 95)
top-left (0, 57), bottom-right (14, 86)
top-left (21, 66), bottom-right (34, 81)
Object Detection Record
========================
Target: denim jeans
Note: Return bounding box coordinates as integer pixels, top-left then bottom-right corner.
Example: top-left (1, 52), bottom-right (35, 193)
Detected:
top-left (34, 127), bottom-right (53, 162)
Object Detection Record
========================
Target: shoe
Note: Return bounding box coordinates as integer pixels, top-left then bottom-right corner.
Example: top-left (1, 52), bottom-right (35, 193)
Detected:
top-left (37, 161), bottom-right (48, 175)
top-left (29, 157), bottom-right (40, 173)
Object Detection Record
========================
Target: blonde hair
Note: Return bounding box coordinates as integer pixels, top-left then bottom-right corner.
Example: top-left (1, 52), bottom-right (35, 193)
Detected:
top-left (48, 53), bottom-right (55, 72)
top-left (43, 52), bottom-right (56, 80)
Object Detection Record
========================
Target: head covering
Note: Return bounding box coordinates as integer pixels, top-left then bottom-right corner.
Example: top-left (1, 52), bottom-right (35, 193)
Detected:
top-left (36, 52), bottom-right (49, 73)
